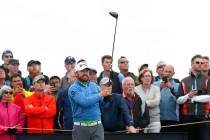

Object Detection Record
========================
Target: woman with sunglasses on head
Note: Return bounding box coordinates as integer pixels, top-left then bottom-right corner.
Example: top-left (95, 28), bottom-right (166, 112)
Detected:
top-left (0, 85), bottom-right (24, 140)
top-left (135, 69), bottom-right (161, 133)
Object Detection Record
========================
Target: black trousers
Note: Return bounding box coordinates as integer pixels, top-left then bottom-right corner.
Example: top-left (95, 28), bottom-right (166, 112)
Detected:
top-left (181, 115), bottom-right (209, 140)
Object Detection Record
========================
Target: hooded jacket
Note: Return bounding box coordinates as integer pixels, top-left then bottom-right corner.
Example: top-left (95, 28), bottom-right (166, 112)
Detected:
top-left (0, 102), bottom-right (24, 140)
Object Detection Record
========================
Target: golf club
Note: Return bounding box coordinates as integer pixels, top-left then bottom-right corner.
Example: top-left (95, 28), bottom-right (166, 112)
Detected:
top-left (107, 11), bottom-right (118, 87)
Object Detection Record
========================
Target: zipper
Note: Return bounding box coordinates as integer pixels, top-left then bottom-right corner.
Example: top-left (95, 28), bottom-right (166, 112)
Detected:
top-left (194, 79), bottom-right (198, 115)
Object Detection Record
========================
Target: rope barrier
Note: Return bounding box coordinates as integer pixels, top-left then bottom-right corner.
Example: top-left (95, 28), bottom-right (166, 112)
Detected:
top-left (1, 120), bottom-right (210, 133)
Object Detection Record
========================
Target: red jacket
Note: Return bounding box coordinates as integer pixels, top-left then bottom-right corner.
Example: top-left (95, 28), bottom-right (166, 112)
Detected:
top-left (0, 102), bottom-right (24, 140)
top-left (25, 93), bottom-right (56, 133)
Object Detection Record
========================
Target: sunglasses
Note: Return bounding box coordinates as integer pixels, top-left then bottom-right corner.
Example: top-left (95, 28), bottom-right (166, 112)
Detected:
top-left (195, 61), bottom-right (204, 64)
top-left (120, 61), bottom-right (129, 64)
top-left (4, 55), bottom-right (13, 58)
top-left (3, 91), bottom-right (13, 95)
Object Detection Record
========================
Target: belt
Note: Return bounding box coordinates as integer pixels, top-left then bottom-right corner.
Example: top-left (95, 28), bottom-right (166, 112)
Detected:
top-left (74, 121), bottom-right (102, 126)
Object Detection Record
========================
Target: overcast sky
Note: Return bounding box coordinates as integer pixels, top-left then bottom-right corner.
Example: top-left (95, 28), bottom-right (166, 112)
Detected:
top-left (0, 0), bottom-right (210, 79)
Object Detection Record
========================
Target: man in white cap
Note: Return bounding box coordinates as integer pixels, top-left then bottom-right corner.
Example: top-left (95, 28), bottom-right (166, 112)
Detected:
top-left (69, 62), bottom-right (112, 140)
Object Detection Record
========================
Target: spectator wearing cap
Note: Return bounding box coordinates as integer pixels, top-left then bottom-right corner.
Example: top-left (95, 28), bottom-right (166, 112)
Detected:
top-left (155, 61), bottom-right (166, 82)
top-left (69, 62), bottom-right (111, 140)
top-left (89, 68), bottom-right (97, 83)
top-left (122, 77), bottom-right (150, 132)
top-left (97, 55), bottom-right (122, 94)
top-left (5, 59), bottom-right (22, 86)
top-left (1, 49), bottom-right (13, 74)
top-left (24, 74), bottom-right (56, 133)
top-left (117, 56), bottom-right (139, 86)
top-left (0, 85), bottom-right (24, 140)
top-left (61, 56), bottom-right (76, 91)
top-left (99, 77), bottom-right (137, 133)
top-left (23, 60), bottom-right (49, 91)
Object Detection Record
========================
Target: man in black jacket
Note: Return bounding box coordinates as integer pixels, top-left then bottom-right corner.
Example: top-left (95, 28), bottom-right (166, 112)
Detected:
top-left (99, 77), bottom-right (136, 133)
top-left (97, 55), bottom-right (122, 93)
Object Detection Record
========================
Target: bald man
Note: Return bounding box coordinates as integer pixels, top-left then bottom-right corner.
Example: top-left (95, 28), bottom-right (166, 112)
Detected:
top-left (154, 65), bottom-right (180, 132)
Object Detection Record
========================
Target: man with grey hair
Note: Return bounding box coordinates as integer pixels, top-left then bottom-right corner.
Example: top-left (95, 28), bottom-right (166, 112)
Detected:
top-left (122, 77), bottom-right (150, 131)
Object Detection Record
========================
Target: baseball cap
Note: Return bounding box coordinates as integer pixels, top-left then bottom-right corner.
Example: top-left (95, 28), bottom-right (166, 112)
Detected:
top-left (99, 77), bottom-right (112, 85)
top-left (75, 62), bottom-right (90, 72)
top-left (65, 56), bottom-right (76, 65)
top-left (90, 68), bottom-right (97, 74)
top-left (33, 75), bottom-right (46, 84)
top-left (9, 59), bottom-right (20, 65)
top-left (27, 60), bottom-right (41, 67)
top-left (2, 50), bottom-right (13, 59)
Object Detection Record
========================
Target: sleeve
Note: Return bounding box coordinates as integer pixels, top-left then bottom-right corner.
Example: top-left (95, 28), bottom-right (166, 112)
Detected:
top-left (172, 82), bottom-right (179, 93)
top-left (146, 86), bottom-right (160, 108)
top-left (139, 104), bottom-right (150, 128)
top-left (38, 96), bottom-right (56, 118)
top-left (119, 96), bottom-right (133, 127)
top-left (16, 108), bottom-right (25, 133)
top-left (191, 95), bottom-right (210, 103)
top-left (56, 90), bottom-right (65, 128)
top-left (133, 98), bottom-right (149, 128)
top-left (24, 98), bottom-right (46, 115)
top-left (177, 94), bottom-right (189, 104)
top-left (68, 86), bottom-right (102, 107)
top-left (0, 125), bottom-right (8, 134)
top-left (176, 82), bottom-right (190, 104)
top-left (118, 73), bottom-right (125, 84)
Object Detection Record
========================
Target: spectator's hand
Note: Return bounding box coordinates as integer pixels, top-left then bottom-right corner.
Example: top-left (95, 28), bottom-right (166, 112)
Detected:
top-left (8, 127), bottom-right (17, 135)
top-left (28, 104), bottom-right (34, 108)
top-left (47, 86), bottom-right (57, 94)
top-left (45, 106), bottom-right (49, 111)
top-left (188, 90), bottom-right (197, 99)
top-left (126, 126), bottom-right (137, 133)
top-left (165, 82), bottom-right (173, 90)
top-left (99, 87), bottom-right (112, 97)
top-left (160, 82), bottom-right (166, 90)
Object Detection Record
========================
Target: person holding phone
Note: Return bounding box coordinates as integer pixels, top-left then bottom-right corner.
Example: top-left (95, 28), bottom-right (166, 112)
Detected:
top-left (10, 73), bottom-right (32, 112)
top-left (177, 54), bottom-right (210, 140)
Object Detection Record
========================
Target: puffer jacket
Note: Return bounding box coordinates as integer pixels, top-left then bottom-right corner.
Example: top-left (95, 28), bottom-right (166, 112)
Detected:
top-left (0, 101), bottom-right (24, 140)
top-left (25, 93), bottom-right (56, 133)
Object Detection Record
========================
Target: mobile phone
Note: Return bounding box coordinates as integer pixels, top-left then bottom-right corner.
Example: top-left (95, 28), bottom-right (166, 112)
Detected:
top-left (192, 89), bottom-right (197, 94)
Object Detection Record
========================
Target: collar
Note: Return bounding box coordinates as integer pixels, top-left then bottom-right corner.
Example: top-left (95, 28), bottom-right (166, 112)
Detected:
top-left (76, 80), bottom-right (90, 87)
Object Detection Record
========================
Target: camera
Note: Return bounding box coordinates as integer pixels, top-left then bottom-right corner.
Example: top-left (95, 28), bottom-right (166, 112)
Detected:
top-left (162, 76), bottom-right (168, 83)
